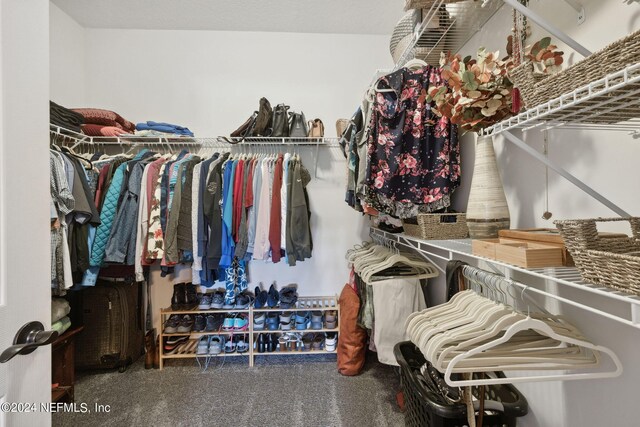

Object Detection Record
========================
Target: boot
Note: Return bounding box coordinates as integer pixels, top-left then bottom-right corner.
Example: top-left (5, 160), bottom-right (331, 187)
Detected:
top-left (257, 333), bottom-right (265, 353)
top-left (266, 333), bottom-right (277, 352)
top-left (171, 283), bottom-right (186, 310)
top-left (144, 329), bottom-right (155, 369)
top-left (184, 283), bottom-right (198, 310)
top-left (153, 336), bottom-right (160, 369)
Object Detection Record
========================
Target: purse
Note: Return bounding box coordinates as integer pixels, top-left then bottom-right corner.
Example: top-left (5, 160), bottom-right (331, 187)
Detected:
top-left (252, 97), bottom-right (273, 136)
top-left (307, 118), bottom-right (325, 138)
top-left (289, 111), bottom-right (308, 138)
top-left (336, 119), bottom-right (349, 138)
top-left (230, 112), bottom-right (258, 141)
top-left (271, 104), bottom-right (290, 137)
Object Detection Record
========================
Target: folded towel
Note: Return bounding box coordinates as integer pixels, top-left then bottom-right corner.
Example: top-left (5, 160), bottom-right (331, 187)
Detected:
top-left (136, 121), bottom-right (194, 137)
top-left (73, 108), bottom-right (135, 132)
top-left (52, 316), bottom-right (71, 335)
top-left (52, 298), bottom-right (71, 323)
top-left (50, 101), bottom-right (84, 133)
top-left (82, 124), bottom-right (128, 137)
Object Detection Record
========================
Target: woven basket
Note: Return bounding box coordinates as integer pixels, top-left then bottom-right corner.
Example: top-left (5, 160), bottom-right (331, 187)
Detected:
top-left (404, 0), bottom-right (467, 11)
top-left (508, 29), bottom-right (640, 115)
top-left (555, 217), bottom-right (640, 295)
top-left (403, 212), bottom-right (469, 240)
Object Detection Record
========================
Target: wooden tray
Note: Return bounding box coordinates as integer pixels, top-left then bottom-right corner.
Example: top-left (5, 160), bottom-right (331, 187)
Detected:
top-left (472, 238), bottom-right (564, 268)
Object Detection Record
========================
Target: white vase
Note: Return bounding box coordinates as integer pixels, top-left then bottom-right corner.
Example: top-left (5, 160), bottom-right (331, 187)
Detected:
top-left (466, 134), bottom-right (510, 239)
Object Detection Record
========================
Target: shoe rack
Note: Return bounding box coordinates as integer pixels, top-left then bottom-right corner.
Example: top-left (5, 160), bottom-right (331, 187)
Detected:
top-left (251, 296), bottom-right (340, 364)
top-left (158, 295), bottom-right (340, 369)
top-left (158, 306), bottom-right (252, 369)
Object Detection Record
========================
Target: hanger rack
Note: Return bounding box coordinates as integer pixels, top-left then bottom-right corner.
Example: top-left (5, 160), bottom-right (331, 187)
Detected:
top-left (49, 124), bottom-right (341, 178)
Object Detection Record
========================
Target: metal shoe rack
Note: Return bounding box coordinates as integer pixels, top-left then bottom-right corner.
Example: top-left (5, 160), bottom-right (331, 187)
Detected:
top-left (158, 295), bottom-right (339, 369)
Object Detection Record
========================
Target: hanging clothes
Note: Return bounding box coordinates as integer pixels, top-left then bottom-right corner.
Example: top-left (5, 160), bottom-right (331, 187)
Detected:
top-left (347, 65), bottom-right (460, 219)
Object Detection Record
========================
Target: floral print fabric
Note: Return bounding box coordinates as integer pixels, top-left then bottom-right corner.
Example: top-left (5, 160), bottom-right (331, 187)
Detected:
top-left (364, 66), bottom-right (460, 219)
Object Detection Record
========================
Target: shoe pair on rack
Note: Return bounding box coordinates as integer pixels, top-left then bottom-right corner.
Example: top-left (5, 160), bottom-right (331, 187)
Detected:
top-left (255, 333), bottom-right (278, 353)
top-left (164, 314), bottom-right (194, 333)
top-left (222, 314), bottom-right (249, 331)
top-left (254, 283), bottom-right (298, 308)
top-left (163, 335), bottom-right (189, 354)
top-left (171, 283), bottom-right (198, 310)
top-left (200, 290), bottom-right (254, 310)
top-left (193, 314), bottom-right (225, 332)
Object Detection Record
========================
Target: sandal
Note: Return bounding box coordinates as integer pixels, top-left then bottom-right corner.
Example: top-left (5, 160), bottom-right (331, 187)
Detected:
top-left (278, 334), bottom-right (289, 352)
top-left (224, 335), bottom-right (236, 353)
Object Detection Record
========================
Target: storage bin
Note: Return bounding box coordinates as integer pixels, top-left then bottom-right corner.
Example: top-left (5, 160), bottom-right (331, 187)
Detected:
top-left (403, 212), bottom-right (469, 240)
top-left (394, 341), bottom-right (528, 427)
top-left (555, 217), bottom-right (640, 295)
top-left (509, 29), bottom-right (640, 117)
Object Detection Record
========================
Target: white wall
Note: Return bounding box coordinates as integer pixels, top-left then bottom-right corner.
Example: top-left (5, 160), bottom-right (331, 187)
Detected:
top-left (430, 2), bottom-right (640, 426)
top-left (50, 2), bottom-right (85, 106)
top-left (74, 27), bottom-right (391, 327)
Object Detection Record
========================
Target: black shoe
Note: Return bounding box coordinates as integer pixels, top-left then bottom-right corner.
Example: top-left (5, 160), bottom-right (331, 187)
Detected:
top-left (184, 283), bottom-right (198, 310)
top-left (171, 284), bottom-right (186, 310)
top-left (266, 333), bottom-right (277, 352)
top-left (267, 283), bottom-right (279, 308)
top-left (257, 333), bottom-right (265, 353)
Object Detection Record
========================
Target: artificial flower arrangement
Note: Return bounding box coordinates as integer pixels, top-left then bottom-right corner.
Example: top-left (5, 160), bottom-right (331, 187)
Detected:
top-left (426, 37), bottom-right (563, 133)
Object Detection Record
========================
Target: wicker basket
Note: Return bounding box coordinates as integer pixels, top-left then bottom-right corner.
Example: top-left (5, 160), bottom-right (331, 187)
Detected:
top-left (403, 212), bottom-right (469, 240)
top-left (555, 217), bottom-right (640, 295)
top-left (508, 29), bottom-right (640, 116)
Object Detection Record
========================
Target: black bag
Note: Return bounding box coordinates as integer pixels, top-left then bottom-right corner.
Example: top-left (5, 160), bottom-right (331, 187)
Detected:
top-left (289, 111), bottom-right (308, 137)
top-left (271, 104), bottom-right (290, 137)
top-left (76, 280), bottom-right (144, 372)
top-left (252, 97), bottom-right (273, 136)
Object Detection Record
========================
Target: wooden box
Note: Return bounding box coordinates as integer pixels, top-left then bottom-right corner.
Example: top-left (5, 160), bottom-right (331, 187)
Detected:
top-left (472, 238), bottom-right (564, 268)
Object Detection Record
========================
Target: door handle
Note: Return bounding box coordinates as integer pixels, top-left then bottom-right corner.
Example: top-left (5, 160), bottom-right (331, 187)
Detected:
top-left (0, 321), bottom-right (59, 363)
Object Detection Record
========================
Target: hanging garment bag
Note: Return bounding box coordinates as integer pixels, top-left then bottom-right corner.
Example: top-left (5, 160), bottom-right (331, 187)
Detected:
top-left (76, 280), bottom-right (144, 371)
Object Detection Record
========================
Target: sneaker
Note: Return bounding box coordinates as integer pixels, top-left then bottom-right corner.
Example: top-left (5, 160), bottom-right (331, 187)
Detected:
top-left (237, 335), bottom-right (250, 353)
top-left (199, 294), bottom-right (212, 310)
top-left (279, 286), bottom-right (298, 309)
top-left (210, 291), bottom-right (225, 309)
top-left (193, 314), bottom-right (206, 332)
top-left (224, 336), bottom-right (236, 353)
top-left (233, 315), bottom-right (249, 331)
top-left (164, 335), bottom-right (188, 352)
top-left (266, 313), bottom-right (280, 331)
top-left (325, 333), bottom-right (337, 352)
top-left (254, 313), bottom-right (266, 331)
top-left (196, 336), bottom-right (210, 355)
top-left (205, 314), bottom-right (224, 332)
top-left (209, 335), bottom-right (225, 355)
top-left (222, 315), bottom-right (236, 331)
top-left (163, 314), bottom-right (180, 333)
top-left (267, 283), bottom-right (279, 308)
top-left (176, 315), bottom-right (194, 333)
top-left (235, 292), bottom-right (254, 309)
top-left (310, 311), bottom-right (323, 330)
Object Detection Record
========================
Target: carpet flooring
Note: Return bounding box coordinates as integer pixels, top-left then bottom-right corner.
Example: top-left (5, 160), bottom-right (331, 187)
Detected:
top-left (53, 352), bottom-right (404, 427)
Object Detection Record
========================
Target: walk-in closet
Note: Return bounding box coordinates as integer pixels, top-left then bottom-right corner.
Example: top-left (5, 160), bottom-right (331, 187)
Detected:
top-left (0, 0), bottom-right (639, 426)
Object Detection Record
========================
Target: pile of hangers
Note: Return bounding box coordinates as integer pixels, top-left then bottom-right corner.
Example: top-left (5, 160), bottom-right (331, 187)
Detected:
top-left (346, 239), bottom-right (439, 283)
top-left (406, 265), bottom-right (622, 387)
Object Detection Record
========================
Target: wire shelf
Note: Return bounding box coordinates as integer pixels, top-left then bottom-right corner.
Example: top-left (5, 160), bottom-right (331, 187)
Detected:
top-left (395, 0), bottom-right (503, 69)
top-left (49, 124), bottom-right (341, 147)
top-left (487, 63), bottom-right (640, 135)
top-left (370, 227), bottom-right (640, 329)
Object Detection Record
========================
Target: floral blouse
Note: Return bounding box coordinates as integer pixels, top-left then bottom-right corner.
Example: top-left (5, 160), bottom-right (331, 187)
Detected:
top-left (364, 66), bottom-right (460, 218)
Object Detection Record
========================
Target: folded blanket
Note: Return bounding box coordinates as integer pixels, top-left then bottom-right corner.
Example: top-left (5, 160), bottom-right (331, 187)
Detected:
top-left (82, 124), bottom-right (128, 137)
top-left (52, 316), bottom-right (71, 335)
top-left (73, 108), bottom-right (135, 132)
top-left (136, 121), bottom-right (194, 137)
top-left (134, 129), bottom-right (184, 138)
top-left (52, 298), bottom-right (71, 323)
top-left (50, 101), bottom-right (84, 132)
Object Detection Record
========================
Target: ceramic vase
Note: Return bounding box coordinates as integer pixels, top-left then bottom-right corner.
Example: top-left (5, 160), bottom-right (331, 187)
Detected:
top-left (466, 134), bottom-right (510, 239)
